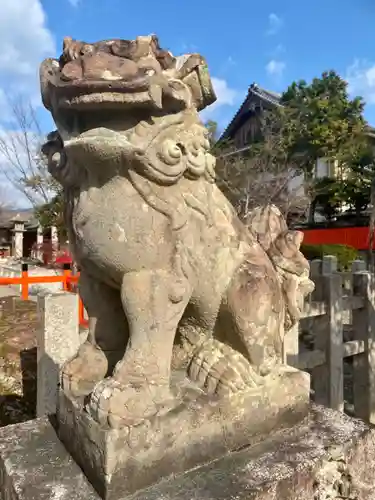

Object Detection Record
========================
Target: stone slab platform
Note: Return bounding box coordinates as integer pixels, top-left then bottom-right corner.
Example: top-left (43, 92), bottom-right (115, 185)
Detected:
top-left (57, 367), bottom-right (310, 499)
top-left (1, 405), bottom-right (375, 500)
top-left (0, 417), bottom-right (99, 500)
top-left (131, 404), bottom-right (375, 500)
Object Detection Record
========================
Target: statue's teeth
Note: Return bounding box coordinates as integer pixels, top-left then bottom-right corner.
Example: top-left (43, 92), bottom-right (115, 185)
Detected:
top-left (149, 84), bottom-right (163, 109)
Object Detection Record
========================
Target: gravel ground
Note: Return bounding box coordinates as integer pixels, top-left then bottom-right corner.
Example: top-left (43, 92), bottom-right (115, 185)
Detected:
top-left (0, 298), bottom-right (38, 427)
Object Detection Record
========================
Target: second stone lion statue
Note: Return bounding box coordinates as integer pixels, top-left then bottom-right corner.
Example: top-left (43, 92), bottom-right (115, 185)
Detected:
top-left (40, 34), bottom-right (313, 428)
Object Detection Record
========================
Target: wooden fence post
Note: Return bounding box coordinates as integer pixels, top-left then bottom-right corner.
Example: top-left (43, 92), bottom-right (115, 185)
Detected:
top-left (352, 270), bottom-right (375, 423)
top-left (352, 260), bottom-right (366, 273)
top-left (310, 259), bottom-right (322, 276)
top-left (312, 255), bottom-right (344, 411)
top-left (310, 258), bottom-right (324, 304)
top-left (322, 255), bottom-right (338, 275)
top-left (62, 263), bottom-right (71, 291)
top-left (21, 263), bottom-right (29, 301)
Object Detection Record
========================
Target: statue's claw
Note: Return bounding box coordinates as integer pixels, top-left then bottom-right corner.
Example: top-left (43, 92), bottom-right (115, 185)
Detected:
top-left (188, 339), bottom-right (263, 396)
top-left (88, 378), bottom-right (175, 429)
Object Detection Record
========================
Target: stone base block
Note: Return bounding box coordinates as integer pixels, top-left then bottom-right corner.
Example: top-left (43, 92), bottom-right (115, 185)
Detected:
top-left (0, 417), bottom-right (99, 500)
top-left (57, 367), bottom-right (310, 499)
top-left (133, 405), bottom-right (375, 500)
top-left (2, 405), bottom-right (375, 500)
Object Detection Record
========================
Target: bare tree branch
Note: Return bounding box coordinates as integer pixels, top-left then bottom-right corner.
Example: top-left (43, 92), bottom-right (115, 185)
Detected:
top-left (0, 94), bottom-right (58, 207)
top-left (215, 113), bottom-right (311, 223)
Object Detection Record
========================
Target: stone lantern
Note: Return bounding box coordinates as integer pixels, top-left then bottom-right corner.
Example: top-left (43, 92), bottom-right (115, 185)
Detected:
top-left (11, 213), bottom-right (27, 259)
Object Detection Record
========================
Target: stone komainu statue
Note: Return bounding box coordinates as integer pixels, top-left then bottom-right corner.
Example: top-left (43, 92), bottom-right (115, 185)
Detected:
top-left (40, 35), bottom-right (313, 428)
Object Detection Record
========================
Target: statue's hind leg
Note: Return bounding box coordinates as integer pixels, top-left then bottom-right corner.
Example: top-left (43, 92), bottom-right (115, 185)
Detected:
top-left (88, 269), bottom-right (191, 428)
top-left (61, 269), bottom-right (129, 397)
top-left (177, 288), bottom-right (263, 396)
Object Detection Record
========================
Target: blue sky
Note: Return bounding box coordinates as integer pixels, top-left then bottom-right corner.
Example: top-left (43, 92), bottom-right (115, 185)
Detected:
top-left (4, 0), bottom-right (375, 130)
top-left (1, 0), bottom-right (375, 203)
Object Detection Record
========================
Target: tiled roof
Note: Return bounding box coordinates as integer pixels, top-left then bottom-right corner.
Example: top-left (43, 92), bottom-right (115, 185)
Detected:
top-left (249, 83), bottom-right (281, 105)
top-left (0, 208), bottom-right (37, 229)
top-left (219, 83), bottom-right (281, 141)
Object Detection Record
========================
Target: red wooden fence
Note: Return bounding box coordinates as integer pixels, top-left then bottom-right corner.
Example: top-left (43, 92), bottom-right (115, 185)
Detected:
top-left (302, 226), bottom-right (373, 250)
top-left (0, 264), bottom-right (88, 327)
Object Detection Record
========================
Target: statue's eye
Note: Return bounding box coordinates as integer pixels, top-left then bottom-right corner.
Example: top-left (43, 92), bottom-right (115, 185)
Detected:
top-left (80, 45), bottom-right (93, 56)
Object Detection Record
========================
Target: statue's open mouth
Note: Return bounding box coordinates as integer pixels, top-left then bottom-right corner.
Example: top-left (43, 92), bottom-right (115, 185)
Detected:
top-left (41, 59), bottom-right (156, 109)
top-left (40, 57), bottom-right (163, 121)
top-left (47, 104), bottom-right (140, 141)
top-left (40, 36), bottom-right (173, 112)
top-left (40, 35), bottom-right (216, 136)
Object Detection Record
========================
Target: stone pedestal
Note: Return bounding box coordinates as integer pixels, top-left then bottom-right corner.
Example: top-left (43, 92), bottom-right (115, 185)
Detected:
top-left (37, 292), bottom-right (80, 417)
top-left (57, 367), bottom-right (310, 499)
top-left (131, 405), bottom-right (375, 500)
top-left (2, 405), bottom-right (375, 500)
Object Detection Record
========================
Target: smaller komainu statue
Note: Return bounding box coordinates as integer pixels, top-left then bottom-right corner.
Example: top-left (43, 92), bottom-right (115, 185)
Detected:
top-left (40, 35), bottom-right (313, 428)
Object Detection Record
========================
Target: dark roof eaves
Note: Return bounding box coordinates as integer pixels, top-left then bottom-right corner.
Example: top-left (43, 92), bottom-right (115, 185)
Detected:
top-left (252, 88), bottom-right (282, 106)
top-left (219, 84), bottom-right (282, 141)
top-left (219, 92), bottom-right (251, 141)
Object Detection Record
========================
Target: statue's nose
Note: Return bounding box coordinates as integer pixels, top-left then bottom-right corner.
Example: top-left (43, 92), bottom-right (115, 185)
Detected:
top-left (60, 52), bottom-right (141, 83)
top-left (61, 60), bottom-right (83, 81)
top-left (84, 52), bottom-right (140, 81)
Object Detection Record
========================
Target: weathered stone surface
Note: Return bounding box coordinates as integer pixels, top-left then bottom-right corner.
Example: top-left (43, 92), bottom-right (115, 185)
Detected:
top-left (0, 417), bottom-right (99, 500)
top-left (57, 367), bottom-right (309, 499)
top-left (1, 406), bottom-right (374, 500)
top-left (36, 292), bottom-right (80, 417)
top-left (37, 33), bottom-right (316, 500)
top-left (128, 405), bottom-right (375, 500)
top-left (39, 33), bottom-right (313, 432)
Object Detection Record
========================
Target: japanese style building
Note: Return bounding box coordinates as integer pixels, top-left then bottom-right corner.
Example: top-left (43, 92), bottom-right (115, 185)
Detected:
top-left (219, 83), bottom-right (375, 220)
top-left (219, 83), bottom-right (282, 152)
top-left (0, 209), bottom-right (58, 259)
top-left (219, 82), bottom-right (363, 178)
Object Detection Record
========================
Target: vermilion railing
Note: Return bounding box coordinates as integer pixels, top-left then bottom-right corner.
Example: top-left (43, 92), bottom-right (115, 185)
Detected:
top-left (0, 263), bottom-right (88, 328)
top-left (302, 226), bottom-right (373, 250)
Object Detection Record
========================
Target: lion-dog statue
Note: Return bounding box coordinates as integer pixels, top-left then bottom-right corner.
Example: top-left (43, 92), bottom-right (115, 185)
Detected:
top-left (40, 35), bottom-right (314, 428)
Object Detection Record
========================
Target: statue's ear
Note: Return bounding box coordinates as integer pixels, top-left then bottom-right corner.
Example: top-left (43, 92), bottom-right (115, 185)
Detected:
top-left (41, 130), bottom-right (62, 156)
top-left (174, 54), bottom-right (217, 111)
top-left (246, 205), bottom-right (288, 251)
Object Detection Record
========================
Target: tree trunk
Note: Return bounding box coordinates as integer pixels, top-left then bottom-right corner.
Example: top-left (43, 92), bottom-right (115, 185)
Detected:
top-left (308, 199), bottom-right (316, 225)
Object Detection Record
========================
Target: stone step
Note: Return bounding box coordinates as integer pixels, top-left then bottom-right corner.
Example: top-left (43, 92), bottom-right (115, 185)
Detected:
top-left (0, 417), bottom-right (99, 500)
top-left (1, 405), bottom-right (375, 500)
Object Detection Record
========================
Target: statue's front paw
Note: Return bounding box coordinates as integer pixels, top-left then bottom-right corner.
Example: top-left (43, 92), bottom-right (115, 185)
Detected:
top-left (88, 378), bottom-right (175, 428)
top-left (188, 339), bottom-right (263, 396)
top-left (62, 342), bottom-right (108, 397)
